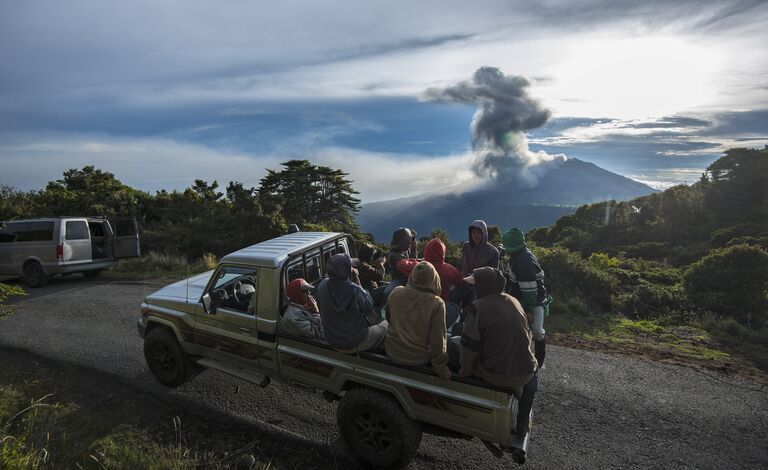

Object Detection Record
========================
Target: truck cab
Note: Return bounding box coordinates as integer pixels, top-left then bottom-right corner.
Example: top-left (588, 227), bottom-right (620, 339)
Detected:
top-left (137, 232), bottom-right (531, 467)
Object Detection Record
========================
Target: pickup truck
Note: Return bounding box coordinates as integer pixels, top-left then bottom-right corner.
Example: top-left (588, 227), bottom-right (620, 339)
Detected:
top-left (136, 232), bottom-right (532, 468)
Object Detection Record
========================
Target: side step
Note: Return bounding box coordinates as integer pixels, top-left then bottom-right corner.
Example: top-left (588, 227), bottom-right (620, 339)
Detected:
top-left (196, 358), bottom-right (271, 388)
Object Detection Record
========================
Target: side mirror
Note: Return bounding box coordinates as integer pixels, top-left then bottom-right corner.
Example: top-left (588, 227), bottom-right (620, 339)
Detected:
top-left (202, 293), bottom-right (215, 314)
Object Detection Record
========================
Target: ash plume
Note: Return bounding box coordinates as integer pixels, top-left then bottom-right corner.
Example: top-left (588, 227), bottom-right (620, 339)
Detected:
top-left (424, 66), bottom-right (566, 187)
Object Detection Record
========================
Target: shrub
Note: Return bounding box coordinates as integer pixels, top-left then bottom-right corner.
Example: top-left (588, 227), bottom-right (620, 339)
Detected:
top-left (683, 244), bottom-right (768, 327)
top-left (618, 281), bottom-right (689, 319)
top-left (533, 246), bottom-right (618, 312)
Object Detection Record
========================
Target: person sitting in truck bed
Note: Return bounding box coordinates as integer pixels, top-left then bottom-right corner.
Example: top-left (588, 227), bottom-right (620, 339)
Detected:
top-left (355, 242), bottom-right (386, 290)
top-left (280, 278), bottom-right (325, 340)
top-left (318, 253), bottom-right (387, 353)
top-left (449, 266), bottom-right (539, 436)
top-left (385, 261), bottom-right (451, 380)
top-left (450, 267), bottom-right (536, 398)
top-left (395, 238), bottom-right (464, 331)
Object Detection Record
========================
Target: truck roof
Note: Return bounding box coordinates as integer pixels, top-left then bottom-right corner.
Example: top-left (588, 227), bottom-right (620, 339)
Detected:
top-left (220, 232), bottom-right (345, 268)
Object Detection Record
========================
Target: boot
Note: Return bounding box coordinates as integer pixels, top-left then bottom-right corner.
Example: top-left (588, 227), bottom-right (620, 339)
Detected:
top-left (534, 338), bottom-right (546, 369)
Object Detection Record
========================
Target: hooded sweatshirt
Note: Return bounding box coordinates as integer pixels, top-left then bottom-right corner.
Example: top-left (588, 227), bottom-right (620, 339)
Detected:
top-left (388, 227), bottom-right (415, 282)
top-left (502, 228), bottom-right (547, 309)
top-left (317, 253), bottom-right (376, 350)
top-left (385, 261), bottom-right (449, 375)
top-left (460, 220), bottom-right (500, 275)
top-left (459, 267), bottom-right (536, 396)
top-left (397, 238), bottom-right (465, 300)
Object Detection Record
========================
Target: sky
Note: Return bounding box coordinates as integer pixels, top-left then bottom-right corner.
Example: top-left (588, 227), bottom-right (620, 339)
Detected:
top-left (1, 0), bottom-right (767, 202)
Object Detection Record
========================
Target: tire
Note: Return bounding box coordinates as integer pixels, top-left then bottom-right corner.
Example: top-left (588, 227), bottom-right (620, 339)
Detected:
top-left (144, 328), bottom-right (189, 387)
top-left (23, 262), bottom-right (48, 288)
top-left (337, 388), bottom-right (422, 469)
top-left (82, 269), bottom-right (103, 278)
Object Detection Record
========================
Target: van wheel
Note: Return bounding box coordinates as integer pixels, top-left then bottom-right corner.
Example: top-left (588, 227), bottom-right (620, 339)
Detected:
top-left (23, 262), bottom-right (48, 288)
top-left (337, 388), bottom-right (422, 469)
top-left (144, 328), bottom-right (189, 387)
top-left (83, 269), bottom-right (103, 278)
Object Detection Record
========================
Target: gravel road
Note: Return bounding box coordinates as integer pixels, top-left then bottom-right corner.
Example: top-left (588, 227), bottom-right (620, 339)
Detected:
top-left (1, 279), bottom-right (766, 469)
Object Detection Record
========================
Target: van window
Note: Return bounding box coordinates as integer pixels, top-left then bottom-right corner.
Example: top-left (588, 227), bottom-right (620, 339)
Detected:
top-left (6, 222), bottom-right (55, 242)
top-left (0, 232), bottom-right (16, 243)
top-left (65, 221), bottom-right (90, 240)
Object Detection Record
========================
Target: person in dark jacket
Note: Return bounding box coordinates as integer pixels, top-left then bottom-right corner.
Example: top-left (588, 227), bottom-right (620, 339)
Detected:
top-left (356, 242), bottom-right (386, 290)
top-left (449, 266), bottom-right (538, 436)
top-left (460, 220), bottom-right (500, 275)
top-left (383, 227), bottom-right (416, 301)
top-left (317, 253), bottom-right (386, 352)
top-left (503, 227), bottom-right (548, 368)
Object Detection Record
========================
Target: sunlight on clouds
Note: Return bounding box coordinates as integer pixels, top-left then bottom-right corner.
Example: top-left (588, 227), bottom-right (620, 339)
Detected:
top-left (0, 135), bottom-right (477, 203)
top-left (542, 36), bottom-right (720, 119)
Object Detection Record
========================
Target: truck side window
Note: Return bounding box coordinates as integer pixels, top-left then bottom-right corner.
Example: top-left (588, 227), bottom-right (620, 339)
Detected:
top-left (209, 266), bottom-right (258, 314)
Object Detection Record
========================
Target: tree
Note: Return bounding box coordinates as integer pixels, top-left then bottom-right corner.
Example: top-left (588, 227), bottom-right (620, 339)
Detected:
top-left (259, 159), bottom-right (361, 233)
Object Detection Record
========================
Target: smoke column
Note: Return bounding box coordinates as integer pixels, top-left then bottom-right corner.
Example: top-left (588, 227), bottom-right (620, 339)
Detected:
top-left (424, 66), bottom-right (566, 187)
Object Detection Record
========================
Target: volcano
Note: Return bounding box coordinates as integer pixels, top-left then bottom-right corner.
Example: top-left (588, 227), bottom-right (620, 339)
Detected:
top-left (356, 158), bottom-right (656, 242)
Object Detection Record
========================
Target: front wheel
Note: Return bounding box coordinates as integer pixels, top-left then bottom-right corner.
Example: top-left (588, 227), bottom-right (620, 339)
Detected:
top-left (23, 262), bottom-right (48, 288)
top-left (337, 388), bottom-right (422, 469)
top-left (144, 328), bottom-right (189, 387)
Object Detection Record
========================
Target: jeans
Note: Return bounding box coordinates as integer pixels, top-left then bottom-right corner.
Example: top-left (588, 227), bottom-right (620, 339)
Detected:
top-left (530, 305), bottom-right (546, 341)
top-left (515, 371), bottom-right (538, 435)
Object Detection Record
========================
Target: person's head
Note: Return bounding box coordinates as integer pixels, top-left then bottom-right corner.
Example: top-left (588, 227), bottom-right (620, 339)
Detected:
top-left (468, 220), bottom-right (488, 246)
top-left (287, 278), bottom-right (313, 305)
top-left (409, 229), bottom-right (418, 249)
top-left (358, 242), bottom-right (375, 264)
top-left (327, 253), bottom-right (352, 281)
top-left (463, 267), bottom-right (506, 299)
top-left (423, 238), bottom-right (446, 263)
top-left (502, 228), bottom-right (526, 254)
top-left (407, 260), bottom-right (441, 296)
top-left (390, 227), bottom-right (413, 251)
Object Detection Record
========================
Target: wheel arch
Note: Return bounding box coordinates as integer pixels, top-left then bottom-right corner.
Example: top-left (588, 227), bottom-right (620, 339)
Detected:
top-left (338, 377), bottom-right (415, 420)
top-left (143, 317), bottom-right (185, 345)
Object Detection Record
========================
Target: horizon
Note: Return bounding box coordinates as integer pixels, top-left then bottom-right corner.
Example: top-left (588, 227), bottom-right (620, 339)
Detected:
top-left (1, 1), bottom-right (767, 203)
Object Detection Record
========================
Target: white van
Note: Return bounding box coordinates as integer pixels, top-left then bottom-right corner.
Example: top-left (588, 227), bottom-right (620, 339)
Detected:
top-left (0, 217), bottom-right (141, 287)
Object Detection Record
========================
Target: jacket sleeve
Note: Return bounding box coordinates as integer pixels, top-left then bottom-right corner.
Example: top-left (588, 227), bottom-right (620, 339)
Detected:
top-left (514, 251), bottom-right (543, 310)
top-left (448, 264), bottom-right (466, 287)
top-left (459, 242), bottom-right (471, 275)
top-left (459, 303), bottom-right (482, 377)
top-left (428, 299), bottom-right (449, 374)
top-left (395, 258), bottom-right (419, 277)
top-left (489, 246), bottom-right (500, 270)
top-left (358, 262), bottom-right (385, 284)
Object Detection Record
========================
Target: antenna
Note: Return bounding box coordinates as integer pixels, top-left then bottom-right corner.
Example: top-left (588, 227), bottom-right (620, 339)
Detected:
top-left (186, 263), bottom-right (190, 304)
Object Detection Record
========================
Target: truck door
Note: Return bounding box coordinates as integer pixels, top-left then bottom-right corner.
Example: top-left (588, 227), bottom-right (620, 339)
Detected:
top-left (197, 265), bottom-right (261, 373)
top-left (62, 219), bottom-right (92, 264)
top-left (110, 218), bottom-right (141, 258)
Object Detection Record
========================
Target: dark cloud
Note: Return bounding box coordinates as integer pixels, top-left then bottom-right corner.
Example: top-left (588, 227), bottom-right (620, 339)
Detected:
top-left (424, 66), bottom-right (565, 185)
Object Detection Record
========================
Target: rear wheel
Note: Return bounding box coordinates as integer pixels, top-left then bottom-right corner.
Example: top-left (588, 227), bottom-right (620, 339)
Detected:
top-left (337, 388), bottom-right (422, 469)
top-left (144, 328), bottom-right (189, 387)
top-left (82, 269), bottom-right (103, 278)
top-left (23, 262), bottom-right (48, 288)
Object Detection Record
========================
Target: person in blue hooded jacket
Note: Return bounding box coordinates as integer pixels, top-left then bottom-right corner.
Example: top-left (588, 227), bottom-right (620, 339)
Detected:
top-left (502, 228), bottom-right (548, 368)
top-left (317, 253), bottom-right (387, 352)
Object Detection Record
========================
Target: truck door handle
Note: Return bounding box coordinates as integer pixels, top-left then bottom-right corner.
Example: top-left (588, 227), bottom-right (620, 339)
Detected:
top-left (239, 327), bottom-right (251, 334)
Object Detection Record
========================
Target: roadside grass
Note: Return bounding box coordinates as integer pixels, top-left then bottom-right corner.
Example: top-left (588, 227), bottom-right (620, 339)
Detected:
top-left (107, 251), bottom-right (218, 280)
top-left (0, 379), bottom-right (269, 469)
top-left (546, 300), bottom-right (768, 381)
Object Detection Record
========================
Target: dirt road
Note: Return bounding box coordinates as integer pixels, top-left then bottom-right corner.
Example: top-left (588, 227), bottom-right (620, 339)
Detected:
top-left (1, 279), bottom-right (766, 469)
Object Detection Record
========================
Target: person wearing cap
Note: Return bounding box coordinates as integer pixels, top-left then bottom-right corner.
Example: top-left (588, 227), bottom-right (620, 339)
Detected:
top-left (450, 266), bottom-right (538, 436)
top-left (280, 278), bottom-right (325, 340)
top-left (385, 261), bottom-right (451, 380)
top-left (317, 253), bottom-right (386, 353)
top-left (502, 227), bottom-right (548, 368)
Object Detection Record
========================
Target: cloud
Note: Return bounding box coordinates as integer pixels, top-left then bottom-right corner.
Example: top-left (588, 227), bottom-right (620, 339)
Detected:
top-left (0, 133), bottom-right (477, 203)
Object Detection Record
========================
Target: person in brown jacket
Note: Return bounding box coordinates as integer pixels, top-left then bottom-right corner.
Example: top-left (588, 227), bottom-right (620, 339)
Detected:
top-left (355, 242), bottom-right (386, 290)
top-left (385, 261), bottom-right (451, 380)
top-left (450, 266), bottom-right (538, 436)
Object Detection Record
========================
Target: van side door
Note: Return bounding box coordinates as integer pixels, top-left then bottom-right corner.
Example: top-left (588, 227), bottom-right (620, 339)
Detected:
top-left (62, 219), bottom-right (92, 264)
top-left (110, 218), bottom-right (141, 258)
